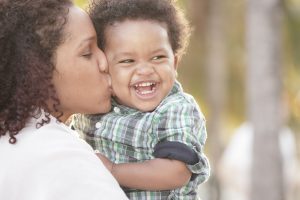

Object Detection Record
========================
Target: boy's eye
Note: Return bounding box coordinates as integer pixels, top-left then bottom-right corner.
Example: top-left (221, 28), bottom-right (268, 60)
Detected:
top-left (152, 55), bottom-right (166, 60)
top-left (119, 59), bottom-right (134, 64)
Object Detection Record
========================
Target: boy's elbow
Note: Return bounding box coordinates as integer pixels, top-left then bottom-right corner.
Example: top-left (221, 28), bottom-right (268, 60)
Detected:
top-left (175, 174), bottom-right (191, 188)
top-left (172, 162), bottom-right (192, 188)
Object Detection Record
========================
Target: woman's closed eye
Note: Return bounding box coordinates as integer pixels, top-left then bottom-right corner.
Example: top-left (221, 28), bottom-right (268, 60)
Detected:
top-left (82, 52), bottom-right (92, 59)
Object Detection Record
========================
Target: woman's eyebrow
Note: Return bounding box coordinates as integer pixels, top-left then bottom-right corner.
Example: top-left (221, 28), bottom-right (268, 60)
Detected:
top-left (77, 36), bottom-right (96, 49)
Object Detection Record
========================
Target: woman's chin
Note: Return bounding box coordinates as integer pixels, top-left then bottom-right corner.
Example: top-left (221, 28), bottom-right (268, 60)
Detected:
top-left (95, 102), bottom-right (112, 114)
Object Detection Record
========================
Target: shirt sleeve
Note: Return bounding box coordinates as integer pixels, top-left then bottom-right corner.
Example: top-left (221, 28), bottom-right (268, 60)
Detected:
top-left (31, 125), bottom-right (128, 200)
top-left (152, 98), bottom-right (210, 183)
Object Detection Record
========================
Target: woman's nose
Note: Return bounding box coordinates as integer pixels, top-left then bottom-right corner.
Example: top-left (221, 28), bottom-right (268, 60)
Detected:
top-left (97, 48), bottom-right (108, 73)
top-left (106, 73), bottom-right (112, 88)
top-left (96, 48), bottom-right (111, 88)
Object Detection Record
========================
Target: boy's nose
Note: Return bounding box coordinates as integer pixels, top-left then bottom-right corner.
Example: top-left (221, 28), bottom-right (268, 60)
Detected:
top-left (136, 63), bottom-right (155, 75)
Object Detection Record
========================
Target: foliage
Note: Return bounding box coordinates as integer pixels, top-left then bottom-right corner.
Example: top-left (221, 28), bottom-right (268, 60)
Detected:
top-left (74, 0), bottom-right (300, 137)
top-left (74, 0), bottom-right (89, 9)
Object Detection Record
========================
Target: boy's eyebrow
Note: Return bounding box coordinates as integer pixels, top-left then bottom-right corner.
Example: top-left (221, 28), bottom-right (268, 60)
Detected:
top-left (110, 47), bottom-right (169, 61)
top-left (151, 48), bottom-right (168, 54)
top-left (111, 52), bottom-right (134, 60)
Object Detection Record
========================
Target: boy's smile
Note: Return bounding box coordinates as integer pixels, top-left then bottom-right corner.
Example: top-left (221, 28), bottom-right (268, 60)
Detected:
top-left (104, 19), bottom-right (178, 112)
top-left (133, 81), bottom-right (157, 98)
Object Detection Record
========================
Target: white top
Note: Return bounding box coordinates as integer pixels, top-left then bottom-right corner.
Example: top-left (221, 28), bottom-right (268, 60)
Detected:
top-left (0, 114), bottom-right (128, 200)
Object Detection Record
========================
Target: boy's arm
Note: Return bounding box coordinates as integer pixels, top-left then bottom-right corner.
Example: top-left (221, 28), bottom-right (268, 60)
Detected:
top-left (96, 153), bottom-right (191, 190)
top-left (155, 97), bottom-right (211, 182)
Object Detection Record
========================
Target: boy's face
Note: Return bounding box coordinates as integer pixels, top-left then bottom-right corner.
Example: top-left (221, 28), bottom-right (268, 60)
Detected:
top-left (104, 20), bottom-right (178, 112)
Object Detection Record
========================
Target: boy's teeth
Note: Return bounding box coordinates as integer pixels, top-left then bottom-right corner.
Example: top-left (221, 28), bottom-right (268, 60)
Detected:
top-left (140, 90), bottom-right (154, 95)
top-left (133, 81), bottom-right (157, 95)
top-left (135, 82), bottom-right (154, 87)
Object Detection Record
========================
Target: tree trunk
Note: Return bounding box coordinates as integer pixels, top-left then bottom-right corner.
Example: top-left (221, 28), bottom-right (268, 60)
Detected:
top-left (187, 0), bottom-right (208, 35)
top-left (246, 0), bottom-right (284, 200)
top-left (204, 0), bottom-right (227, 199)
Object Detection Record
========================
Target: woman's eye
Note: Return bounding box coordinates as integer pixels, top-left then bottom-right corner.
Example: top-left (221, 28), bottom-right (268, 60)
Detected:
top-left (119, 59), bottom-right (134, 64)
top-left (82, 53), bottom-right (92, 59)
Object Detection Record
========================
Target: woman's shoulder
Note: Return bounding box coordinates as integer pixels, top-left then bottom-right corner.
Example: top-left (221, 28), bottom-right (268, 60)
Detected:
top-left (1, 119), bottom-right (93, 167)
top-left (20, 118), bottom-right (87, 151)
top-left (0, 118), bottom-right (128, 200)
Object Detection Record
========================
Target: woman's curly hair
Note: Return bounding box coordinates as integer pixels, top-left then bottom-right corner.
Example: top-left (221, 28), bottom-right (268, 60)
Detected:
top-left (89, 0), bottom-right (191, 56)
top-left (0, 0), bottom-right (72, 144)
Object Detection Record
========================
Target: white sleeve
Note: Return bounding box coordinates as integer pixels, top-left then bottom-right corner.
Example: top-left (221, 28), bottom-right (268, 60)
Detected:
top-left (28, 125), bottom-right (128, 200)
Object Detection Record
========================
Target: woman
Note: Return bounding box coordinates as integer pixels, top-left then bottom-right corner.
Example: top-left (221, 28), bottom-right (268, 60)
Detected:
top-left (0, 0), bottom-right (128, 199)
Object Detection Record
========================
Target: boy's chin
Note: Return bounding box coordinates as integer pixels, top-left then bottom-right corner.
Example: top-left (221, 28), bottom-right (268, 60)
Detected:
top-left (135, 103), bottom-right (159, 112)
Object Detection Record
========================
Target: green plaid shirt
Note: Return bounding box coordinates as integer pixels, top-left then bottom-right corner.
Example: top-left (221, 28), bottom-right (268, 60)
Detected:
top-left (72, 81), bottom-right (210, 200)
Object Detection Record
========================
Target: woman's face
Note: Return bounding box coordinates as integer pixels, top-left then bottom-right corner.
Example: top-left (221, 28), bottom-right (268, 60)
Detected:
top-left (52, 6), bottom-right (111, 121)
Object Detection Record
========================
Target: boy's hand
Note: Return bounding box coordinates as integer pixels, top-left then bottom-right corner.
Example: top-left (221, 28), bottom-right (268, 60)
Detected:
top-left (95, 152), bottom-right (114, 173)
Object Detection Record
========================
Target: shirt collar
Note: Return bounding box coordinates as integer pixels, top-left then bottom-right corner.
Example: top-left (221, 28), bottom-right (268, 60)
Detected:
top-left (26, 109), bottom-right (75, 134)
top-left (169, 80), bottom-right (183, 96)
top-left (111, 99), bottom-right (138, 115)
top-left (26, 109), bottom-right (66, 129)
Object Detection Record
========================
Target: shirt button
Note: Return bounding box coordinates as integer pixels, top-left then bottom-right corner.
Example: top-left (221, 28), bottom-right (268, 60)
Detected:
top-left (95, 121), bottom-right (102, 129)
top-left (114, 107), bottom-right (120, 113)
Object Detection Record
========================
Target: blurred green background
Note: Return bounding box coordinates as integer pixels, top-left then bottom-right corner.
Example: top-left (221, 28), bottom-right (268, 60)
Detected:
top-left (74, 0), bottom-right (300, 200)
top-left (74, 0), bottom-right (300, 135)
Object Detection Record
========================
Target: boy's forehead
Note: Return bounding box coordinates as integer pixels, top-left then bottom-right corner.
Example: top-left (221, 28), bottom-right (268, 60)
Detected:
top-left (102, 19), bottom-right (174, 54)
top-left (104, 20), bottom-right (169, 42)
top-left (104, 23), bottom-right (175, 56)
top-left (104, 19), bottom-right (169, 41)
top-left (105, 19), bottom-right (168, 31)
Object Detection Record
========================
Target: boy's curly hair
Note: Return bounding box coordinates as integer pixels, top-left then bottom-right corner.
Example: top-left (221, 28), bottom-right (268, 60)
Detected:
top-left (89, 0), bottom-right (191, 56)
top-left (0, 0), bottom-right (72, 144)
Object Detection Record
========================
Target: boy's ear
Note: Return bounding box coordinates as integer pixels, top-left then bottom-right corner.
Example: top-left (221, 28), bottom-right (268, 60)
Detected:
top-left (174, 54), bottom-right (180, 70)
